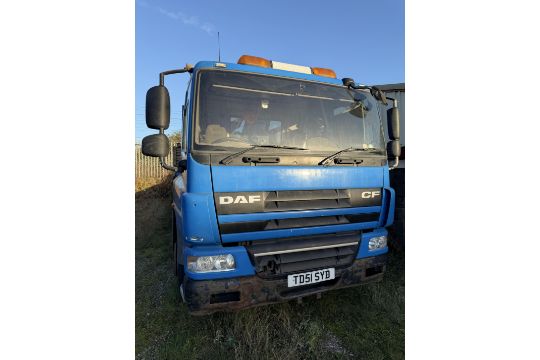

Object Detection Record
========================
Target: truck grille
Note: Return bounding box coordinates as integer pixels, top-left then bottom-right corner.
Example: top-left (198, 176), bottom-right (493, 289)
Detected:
top-left (244, 232), bottom-right (360, 279)
top-left (264, 189), bottom-right (352, 212)
top-left (214, 188), bottom-right (382, 215)
top-left (216, 188), bottom-right (384, 244)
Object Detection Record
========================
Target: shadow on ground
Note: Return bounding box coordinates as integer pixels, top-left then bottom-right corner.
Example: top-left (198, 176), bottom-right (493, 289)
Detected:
top-left (135, 178), bottom-right (404, 360)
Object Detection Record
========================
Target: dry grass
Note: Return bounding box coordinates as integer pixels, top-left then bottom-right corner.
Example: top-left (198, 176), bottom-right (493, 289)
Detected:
top-left (136, 175), bottom-right (174, 197)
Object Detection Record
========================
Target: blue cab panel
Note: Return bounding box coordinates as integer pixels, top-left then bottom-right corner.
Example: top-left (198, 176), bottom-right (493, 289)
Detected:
top-left (211, 165), bottom-right (386, 192)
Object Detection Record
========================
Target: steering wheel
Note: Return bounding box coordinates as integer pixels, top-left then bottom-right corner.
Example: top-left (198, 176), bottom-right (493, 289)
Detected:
top-left (211, 136), bottom-right (251, 144)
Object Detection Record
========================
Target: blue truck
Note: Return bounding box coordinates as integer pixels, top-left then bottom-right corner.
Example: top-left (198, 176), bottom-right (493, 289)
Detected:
top-left (141, 55), bottom-right (401, 315)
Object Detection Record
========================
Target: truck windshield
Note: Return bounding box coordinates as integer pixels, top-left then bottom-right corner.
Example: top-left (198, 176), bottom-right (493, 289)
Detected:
top-left (194, 70), bottom-right (384, 152)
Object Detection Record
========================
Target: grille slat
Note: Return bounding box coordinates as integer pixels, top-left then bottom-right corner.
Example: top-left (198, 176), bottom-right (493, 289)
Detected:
top-left (279, 256), bottom-right (354, 274)
top-left (266, 189), bottom-right (350, 202)
top-left (278, 247), bottom-right (356, 264)
top-left (265, 189), bottom-right (352, 212)
top-left (265, 198), bottom-right (352, 211)
top-left (219, 213), bottom-right (379, 234)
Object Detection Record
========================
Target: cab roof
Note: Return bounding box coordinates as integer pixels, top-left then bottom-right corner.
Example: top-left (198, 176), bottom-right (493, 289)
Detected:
top-left (192, 61), bottom-right (345, 87)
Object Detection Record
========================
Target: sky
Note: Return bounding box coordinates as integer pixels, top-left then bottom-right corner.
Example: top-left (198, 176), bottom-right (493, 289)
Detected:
top-left (136, 0), bottom-right (404, 143)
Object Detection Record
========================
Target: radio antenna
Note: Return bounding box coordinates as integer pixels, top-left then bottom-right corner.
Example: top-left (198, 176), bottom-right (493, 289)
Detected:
top-left (217, 31), bottom-right (221, 62)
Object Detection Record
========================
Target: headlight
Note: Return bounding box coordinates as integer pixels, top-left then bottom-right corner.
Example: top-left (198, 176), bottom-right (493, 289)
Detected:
top-left (187, 254), bottom-right (236, 273)
top-left (368, 236), bottom-right (387, 251)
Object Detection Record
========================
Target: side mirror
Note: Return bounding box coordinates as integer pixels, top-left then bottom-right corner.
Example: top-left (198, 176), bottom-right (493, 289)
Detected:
top-left (142, 134), bottom-right (170, 158)
top-left (388, 139), bottom-right (401, 158)
top-left (146, 86), bottom-right (171, 130)
top-left (388, 106), bottom-right (400, 140)
top-left (387, 103), bottom-right (401, 162)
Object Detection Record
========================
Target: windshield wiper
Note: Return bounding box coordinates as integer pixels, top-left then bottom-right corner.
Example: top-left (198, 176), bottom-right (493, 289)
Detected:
top-left (318, 147), bottom-right (381, 166)
top-left (220, 145), bottom-right (308, 165)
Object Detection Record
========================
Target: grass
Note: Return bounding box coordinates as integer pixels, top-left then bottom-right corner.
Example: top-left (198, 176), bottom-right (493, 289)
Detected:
top-left (135, 178), bottom-right (405, 359)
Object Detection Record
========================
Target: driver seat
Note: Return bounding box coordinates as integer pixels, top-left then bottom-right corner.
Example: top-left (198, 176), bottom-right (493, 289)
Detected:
top-left (204, 124), bottom-right (227, 144)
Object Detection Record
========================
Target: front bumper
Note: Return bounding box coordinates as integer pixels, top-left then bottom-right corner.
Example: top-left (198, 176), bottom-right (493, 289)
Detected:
top-left (183, 254), bottom-right (387, 315)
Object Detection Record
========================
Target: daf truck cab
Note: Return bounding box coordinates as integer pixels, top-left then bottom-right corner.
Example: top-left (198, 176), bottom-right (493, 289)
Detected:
top-left (141, 55), bottom-right (401, 315)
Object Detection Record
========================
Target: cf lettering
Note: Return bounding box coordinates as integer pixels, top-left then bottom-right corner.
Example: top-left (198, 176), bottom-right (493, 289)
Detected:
top-left (361, 191), bottom-right (381, 198)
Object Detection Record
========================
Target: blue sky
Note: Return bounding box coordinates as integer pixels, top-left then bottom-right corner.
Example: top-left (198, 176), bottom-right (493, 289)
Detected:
top-left (136, 0), bottom-right (404, 142)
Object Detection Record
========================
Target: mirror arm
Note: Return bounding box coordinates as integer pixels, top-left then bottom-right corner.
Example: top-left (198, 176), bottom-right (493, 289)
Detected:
top-left (343, 79), bottom-right (401, 169)
top-left (389, 157), bottom-right (399, 170)
top-left (160, 157), bottom-right (177, 172)
top-left (159, 64), bottom-right (193, 86)
top-left (152, 64), bottom-right (193, 171)
top-left (156, 129), bottom-right (177, 172)
top-left (385, 96), bottom-right (398, 108)
top-left (348, 83), bottom-right (370, 90)
top-left (344, 81), bottom-right (389, 106)
top-left (343, 78), bottom-right (401, 169)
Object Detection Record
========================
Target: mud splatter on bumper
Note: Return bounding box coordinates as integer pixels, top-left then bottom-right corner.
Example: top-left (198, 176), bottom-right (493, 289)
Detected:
top-left (184, 254), bottom-right (387, 315)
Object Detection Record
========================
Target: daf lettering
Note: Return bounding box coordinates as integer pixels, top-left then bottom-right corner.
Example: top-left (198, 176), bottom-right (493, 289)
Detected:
top-left (361, 190), bottom-right (381, 199)
top-left (219, 195), bottom-right (262, 205)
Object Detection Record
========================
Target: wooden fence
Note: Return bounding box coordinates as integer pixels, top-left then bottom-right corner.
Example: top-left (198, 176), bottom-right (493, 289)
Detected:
top-left (135, 143), bottom-right (176, 178)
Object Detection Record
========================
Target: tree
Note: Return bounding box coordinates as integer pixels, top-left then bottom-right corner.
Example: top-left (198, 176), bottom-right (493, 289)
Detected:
top-left (168, 131), bottom-right (181, 145)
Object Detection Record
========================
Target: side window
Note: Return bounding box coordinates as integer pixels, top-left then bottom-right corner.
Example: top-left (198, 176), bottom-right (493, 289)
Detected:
top-left (181, 78), bottom-right (191, 153)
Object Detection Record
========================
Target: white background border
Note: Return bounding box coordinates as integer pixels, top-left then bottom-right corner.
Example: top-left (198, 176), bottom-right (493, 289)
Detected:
top-left (1, 0), bottom-right (539, 358)
top-left (0, 1), bottom-right (134, 358)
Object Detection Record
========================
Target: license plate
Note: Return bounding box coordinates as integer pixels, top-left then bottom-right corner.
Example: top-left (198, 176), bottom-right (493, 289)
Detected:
top-left (287, 268), bottom-right (335, 287)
